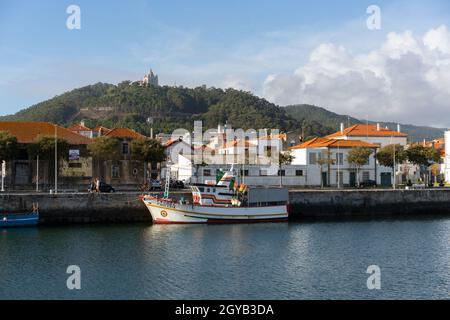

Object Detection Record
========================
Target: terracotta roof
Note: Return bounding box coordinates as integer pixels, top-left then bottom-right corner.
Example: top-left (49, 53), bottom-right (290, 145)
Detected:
top-left (220, 140), bottom-right (257, 149)
top-left (289, 137), bottom-right (329, 149)
top-left (68, 123), bottom-right (91, 132)
top-left (104, 128), bottom-right (146, 140)
top-left (93, 126), bottom-right (112, 135)
top-left (290, 138), bottom-right (378, 149)
top-left (0, 121), bottom-right (92, 145)
top-left (327, 124), bottom-right (408, 138)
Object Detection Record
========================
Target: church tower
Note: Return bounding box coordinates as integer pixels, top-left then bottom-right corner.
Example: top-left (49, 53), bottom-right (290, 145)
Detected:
top-left (141, 69), bottom-right (159, 86)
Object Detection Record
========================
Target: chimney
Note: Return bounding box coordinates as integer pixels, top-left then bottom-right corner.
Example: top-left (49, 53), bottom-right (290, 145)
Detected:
top-left (377, 123), bottom-right (380, 131)
top-left (397, 124), bottom-right (401, 133)
top-left (80, 120), bottom-right (85, 127)
top-left (340, 123), bottom-right (345, 134)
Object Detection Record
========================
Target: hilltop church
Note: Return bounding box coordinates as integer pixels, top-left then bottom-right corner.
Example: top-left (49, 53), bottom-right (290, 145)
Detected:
top-left (140, 69), bottom-right (159, 86)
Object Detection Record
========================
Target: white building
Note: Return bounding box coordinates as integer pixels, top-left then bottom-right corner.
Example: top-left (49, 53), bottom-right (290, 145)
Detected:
top-left (326, 123), bottom-right (408, 186)
top-left (171, 154), bottom-right (307, 187)
top-left (445, 131), bottom-right (450, 183)
top-left (290, 137), bottom-right (378, 187)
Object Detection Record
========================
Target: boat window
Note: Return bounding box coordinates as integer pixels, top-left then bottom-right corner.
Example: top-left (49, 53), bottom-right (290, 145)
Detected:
top-left (206, 188), bottom-right (210, 193)
top-left (198, 187), bottom-right (204, 192)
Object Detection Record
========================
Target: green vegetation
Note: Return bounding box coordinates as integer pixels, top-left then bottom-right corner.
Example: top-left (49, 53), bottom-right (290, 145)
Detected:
top-left (347, 147), bottom-right (374, 187)
top-left (375, 144), bottom-right (406, 168)
top-left (1, 83), bottom-right (444, 141)
top-left (1, 83), bottom-right (298, 135)
top-left (0, 131), bottom-right (18, 161)
top-left (87, 136), bottom-right (120, 161)
top-left (130, 138), bottom-right (165, 164)
top-left (27, 136), bottom-right (70, 160)
top-left (285, 104), bottom-right (445, 142)
top-left (405, 145), bottom-right (441, 167)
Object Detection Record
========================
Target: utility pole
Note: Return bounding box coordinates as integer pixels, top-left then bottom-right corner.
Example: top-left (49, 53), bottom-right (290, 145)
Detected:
top-left (1, 160), bottom-right (5, 192)
top-left (337, 141), bottom-right (341, 189)
top-left (36, 154), bottom-right (39, 192)
top-left (54, 125), bottom-right (58, 194)
top-left (393, 141), bottom-right (396, 190)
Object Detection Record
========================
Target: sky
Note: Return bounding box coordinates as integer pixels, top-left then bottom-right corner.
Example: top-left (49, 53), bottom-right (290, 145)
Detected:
top-left (1, 0), bottom-right (450, 127)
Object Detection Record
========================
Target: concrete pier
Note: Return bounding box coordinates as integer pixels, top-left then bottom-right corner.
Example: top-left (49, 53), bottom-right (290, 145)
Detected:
top-left (289, 189), bottom-right (450, 219)
top-left (2, 189), bottom-right (450, 224)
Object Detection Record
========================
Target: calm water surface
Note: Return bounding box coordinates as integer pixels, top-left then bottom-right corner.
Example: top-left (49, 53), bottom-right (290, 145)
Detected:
top-left (1, 217), bottom-right (450, 299)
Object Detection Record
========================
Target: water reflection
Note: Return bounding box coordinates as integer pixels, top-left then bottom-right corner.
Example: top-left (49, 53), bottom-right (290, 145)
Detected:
top-left (1, 218), bottom-right (450, 299)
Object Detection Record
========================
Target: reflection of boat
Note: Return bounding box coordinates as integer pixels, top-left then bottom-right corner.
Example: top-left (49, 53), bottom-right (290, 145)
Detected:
top-left (0, 204), bottom-right (39, 228)
top-left (141, 165), bottom-right (289, 224)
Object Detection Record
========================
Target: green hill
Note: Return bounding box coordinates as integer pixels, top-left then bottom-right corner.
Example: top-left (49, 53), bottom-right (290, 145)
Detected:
top-left (0, 82), bottom-right (299, 135)
top-left (285, 104), bottom-right (445, 142)
top-left (1, 83), bottom-right (445, 142)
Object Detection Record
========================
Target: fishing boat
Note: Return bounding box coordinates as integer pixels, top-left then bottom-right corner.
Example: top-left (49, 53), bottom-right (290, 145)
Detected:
top-left (141, 165), bottom-right (289, 224)
top-left (0, 203), bottom-right (39, 228)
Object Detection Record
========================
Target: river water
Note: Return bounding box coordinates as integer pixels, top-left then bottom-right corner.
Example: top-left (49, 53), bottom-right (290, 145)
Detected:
top-left (1, 217), bottom-right (449, 299)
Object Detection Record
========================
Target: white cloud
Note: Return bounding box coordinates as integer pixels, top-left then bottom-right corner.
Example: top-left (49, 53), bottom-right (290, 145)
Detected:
top-left (263, 25), bottom-right (450, 127)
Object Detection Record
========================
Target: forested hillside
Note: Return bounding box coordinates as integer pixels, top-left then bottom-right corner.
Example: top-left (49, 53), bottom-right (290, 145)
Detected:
top-left (1, 83), bottom-right (444, 141)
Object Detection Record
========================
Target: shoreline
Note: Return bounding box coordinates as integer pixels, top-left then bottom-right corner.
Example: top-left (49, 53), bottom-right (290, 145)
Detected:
top-left (2, 189), bottom-right (450, 224)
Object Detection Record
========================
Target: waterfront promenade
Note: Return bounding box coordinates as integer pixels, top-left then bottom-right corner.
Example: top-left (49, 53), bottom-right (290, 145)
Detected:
top-left (2, 189), bottom-right (450, 223)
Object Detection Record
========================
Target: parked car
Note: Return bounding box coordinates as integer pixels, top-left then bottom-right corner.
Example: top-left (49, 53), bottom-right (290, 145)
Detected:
top-left (88, 182), bottom-right (116, 193)
top-left (359, 180), bottom-right (377, 188)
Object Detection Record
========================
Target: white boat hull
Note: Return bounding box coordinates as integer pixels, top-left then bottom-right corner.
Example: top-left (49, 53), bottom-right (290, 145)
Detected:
top-left (142, 196), bottom-right (289, 224)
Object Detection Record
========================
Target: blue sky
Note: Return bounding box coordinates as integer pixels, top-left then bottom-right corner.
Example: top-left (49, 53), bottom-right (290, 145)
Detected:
top-left (1, 0), bottom-right (450, 126)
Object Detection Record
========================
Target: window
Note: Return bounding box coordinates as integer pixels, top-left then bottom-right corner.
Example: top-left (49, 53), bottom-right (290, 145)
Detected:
top-left (112, 165), bottom-right (120, 178)
top-left (362, 171), bottom-right (370, 182)
top-left (295, 170), bottom-right (303, 176)
top-left (68, 163), bottom-right (82, 168)
top-left (260, 169), bottom-right (268, 176)
top-left (122, 142), bottom-right (129, 155)
top-left (278, 170), bottom-right (286, 176)
top-left (240, 169), bottom-right (249, 176)
top-left (198, 187), bottom-right (204, 192)
top-left (203, 169), bottom-right (211, 176)
top-left (265, 146), bottom-right (273, 157)
top-left (336, 153), bottom-right (344, 166)
top-left (309, 153), bottom-right (317, 165)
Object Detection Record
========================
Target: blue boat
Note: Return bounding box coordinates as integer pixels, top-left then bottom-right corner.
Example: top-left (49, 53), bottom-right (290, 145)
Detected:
top-left (0, 204), bottom-right (39, 228)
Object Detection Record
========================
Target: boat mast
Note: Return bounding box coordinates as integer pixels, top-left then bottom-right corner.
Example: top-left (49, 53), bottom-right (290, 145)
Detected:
top-left (163, 165), bottom-right (171, 198)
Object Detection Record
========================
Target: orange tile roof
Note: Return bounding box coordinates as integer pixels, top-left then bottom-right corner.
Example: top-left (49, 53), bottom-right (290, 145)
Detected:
top-left (221, 140), bottom-right (257, 149)
top-left (289, 137), bottom-right (329, 149)
top-left (290, 137), bottom-right (378, 149)
top-left (104, 128), bottom-right (146, 140)
top-left (93, 126), bottom-right (112, 135)
top-left (0, 121), bottom-right (92, 145)
top-left (327, 124), bottom-right (408, 138)
top-left (68, 123), bottom-right (91, 132)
